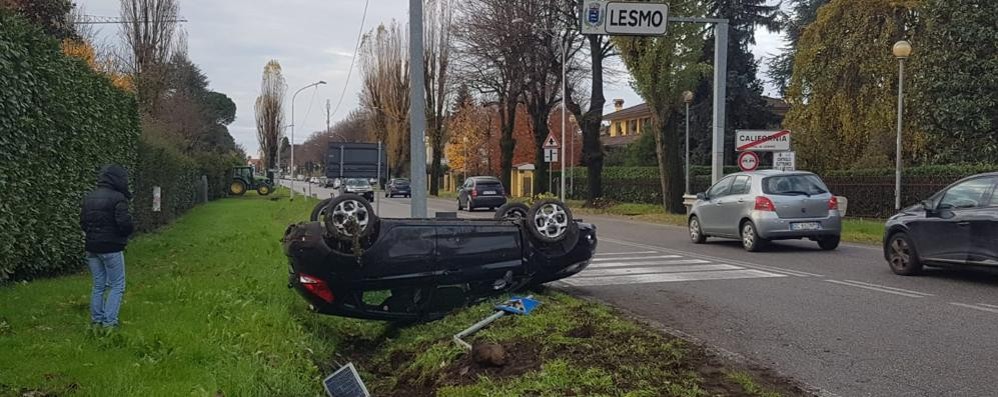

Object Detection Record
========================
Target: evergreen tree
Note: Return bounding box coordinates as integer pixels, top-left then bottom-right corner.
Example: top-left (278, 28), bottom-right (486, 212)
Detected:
top-left (766, 0), bottom-right (829, 96)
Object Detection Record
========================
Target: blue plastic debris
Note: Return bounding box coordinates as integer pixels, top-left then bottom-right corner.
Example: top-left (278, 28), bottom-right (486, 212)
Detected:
top-left (495, 296), bottom-right (541, 315)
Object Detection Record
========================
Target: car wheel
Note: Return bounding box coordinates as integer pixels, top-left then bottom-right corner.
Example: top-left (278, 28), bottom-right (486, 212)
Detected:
top-left (322, 194), bottom-right (378, 242)
top-left (310, 198), bottom-right (334, 221)
top-left (256, 185), bottom-right (272, 196)
top-left (229, 180), bottom-right (247, 196)
top-left (457, 199), bottom-right (463, 211)
top-left (818, 235), bottom-right (840, 251)
top-left (689, 216), bottom-right (706, 244)
top-left (741, 221), bottom-right (767, 252)
top-left (494, 202), bottom-right (530, 221)
top-left (526, 199), bottom-right (577, 243)
top-left (887, 232), bottom-right (922, 276)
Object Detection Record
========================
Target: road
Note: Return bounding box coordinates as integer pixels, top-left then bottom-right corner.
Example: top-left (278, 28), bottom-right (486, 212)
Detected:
top-left (282, 180), bottom-right (998, 397)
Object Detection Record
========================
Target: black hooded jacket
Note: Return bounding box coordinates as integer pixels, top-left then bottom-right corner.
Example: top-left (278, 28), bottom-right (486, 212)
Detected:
top-left (81, 165), bottom-right (135, 253)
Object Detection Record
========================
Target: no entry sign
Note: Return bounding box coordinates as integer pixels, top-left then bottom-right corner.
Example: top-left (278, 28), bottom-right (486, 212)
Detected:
top-left (738, 151), bottom-right (760, 172)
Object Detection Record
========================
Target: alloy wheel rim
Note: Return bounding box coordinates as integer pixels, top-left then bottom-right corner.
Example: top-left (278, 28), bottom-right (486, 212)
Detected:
top-left (890, 238), bottom-right (910, 269)
top-left (533, 203), bottom-right (569, 239)
top-left (506, 209), bottom-right (527, 221)
top-left (690, 219), bottom-right (700, 241)
top-left (743, 224), bottom-right (754, 248)
top-left (330, 200), bottom-right (369, 237)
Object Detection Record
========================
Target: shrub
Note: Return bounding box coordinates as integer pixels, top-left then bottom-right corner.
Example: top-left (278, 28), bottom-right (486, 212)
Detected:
top-left (0, 11), bottom-right (140, 280)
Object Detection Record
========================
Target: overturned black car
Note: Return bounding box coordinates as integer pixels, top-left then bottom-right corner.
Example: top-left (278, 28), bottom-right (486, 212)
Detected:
top-left (282, 195), bottom-right (597, 321)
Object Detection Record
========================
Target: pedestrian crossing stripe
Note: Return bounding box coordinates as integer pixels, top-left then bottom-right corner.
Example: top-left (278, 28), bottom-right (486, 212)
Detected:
top-left (560, 250), bottom-right (789, 287)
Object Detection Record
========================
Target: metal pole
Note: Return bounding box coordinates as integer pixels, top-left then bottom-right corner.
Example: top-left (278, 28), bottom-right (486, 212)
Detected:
top-left (291, 92), bottom-right (297, 200)
top-left (409, 0), bottom-right (427, 218)
top-left (685, 102), bottom-right (691, 195)
top-left (895, 58), bottom-right (904, 211)
top-left (711, 21), bottom-right (728, 184)
top-left (559, 44), bottom-right (566, 202)
top-left (377, 141), bottom-right (382, 215)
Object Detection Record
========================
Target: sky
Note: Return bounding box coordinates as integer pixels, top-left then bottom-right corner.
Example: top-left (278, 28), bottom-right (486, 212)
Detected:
top-left (79, 0), bottom-right (785, 157)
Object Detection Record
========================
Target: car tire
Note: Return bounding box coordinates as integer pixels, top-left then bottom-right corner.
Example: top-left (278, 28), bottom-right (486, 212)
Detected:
top-left (689, 216), bottom-right (706, 244)
top-left (818, 235), bottom-right (840, 251)
top-left (526, 199), bottom-right (577, 243)
top-left (495, 202), bottom-right (530, 221)
top-left (310, 198), bottom-right (333, 222)
top-left (321, 194), bottom-right (378, 243)
top-left (229, 180), bottom-right (247, 196)
top-left (740, 221), bottom-right (767, 252)
top-left (457, 199), bottom-right (463, 211)
top-left (886, 232), bottom-right (922, 276)
top-left (257, 185), bottom-right (272, 196)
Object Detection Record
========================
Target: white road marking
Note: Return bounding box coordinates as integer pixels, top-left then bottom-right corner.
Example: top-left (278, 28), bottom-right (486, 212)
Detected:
top-left (838, 280), bottom-right (933, 297)
top-left (590, 259), bottom-right (712, 268)
top-left (949, 302), bottom-right (998, 314)
top-left (563, 269), bottom-right (785, 287)
top-left (600, 237), bottom-right (822, 277)
top-left (978, 303), bottom-right (998, 310)
top-left (592, 255), bottom-right (682, 262)
top-left (594, 251), bottom-right (658, 256)
top-left (577, 264), bottom-right (743, 278)
top-left (824, 280), bottom-right (929, 298)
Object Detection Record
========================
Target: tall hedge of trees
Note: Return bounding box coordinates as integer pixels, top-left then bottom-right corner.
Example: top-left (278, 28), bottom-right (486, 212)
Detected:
top-left (0, 10), bottom-right (139, 280)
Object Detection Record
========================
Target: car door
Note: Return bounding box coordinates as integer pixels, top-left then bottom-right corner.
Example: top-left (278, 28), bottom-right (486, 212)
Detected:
top-left (968, 179), bottom-right (998, 266)
top-left (716, 175), bottom-right (753, 236)
top-left (912, 177), bottom-right (994, 264)
top-left (698, 176), bottom-right (735, 235)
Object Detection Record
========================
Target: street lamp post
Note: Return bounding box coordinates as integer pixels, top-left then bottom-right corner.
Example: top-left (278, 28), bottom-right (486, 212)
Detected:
top-left (511, 17), bottom-right (567, 201)
top-left (893, 40), bottom-right (912, 211)
top-left (682, 90), bottom-right (694, 195)
top-left (290, 80), bottom-right (327, 200)
top-left (463, 136), bottom-right (469, 182)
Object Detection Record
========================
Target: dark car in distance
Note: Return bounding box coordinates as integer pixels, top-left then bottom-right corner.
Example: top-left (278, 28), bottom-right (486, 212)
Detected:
top-left (458, 176), bottom-right (507, 211)
top-left (386, 178), bottom-right (411, 198)
top-left (884, 173), bottom-right (998, 275)
top-left (283, 195), bottom-right (596, 321)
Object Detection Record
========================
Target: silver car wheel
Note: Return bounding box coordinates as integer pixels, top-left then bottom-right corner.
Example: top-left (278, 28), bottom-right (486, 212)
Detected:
top-left (742, 223), bottom-right (755, 248)
top-left (889, 238), bottom-right (911, 270)
top-left (532, 203), bottom-right (569, 239)
top-left (689, 218), bottom-right (701, 241)
top-left (507, 208), bottom-right (527, 221)
top-left (330, 199), bottom-right (370, 237)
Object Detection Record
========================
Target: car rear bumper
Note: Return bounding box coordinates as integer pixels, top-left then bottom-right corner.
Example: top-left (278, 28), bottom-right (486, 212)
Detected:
top-left (752, 210), bottom-right (842, 240)
top-left (470, 196), bottom-right (507, 208)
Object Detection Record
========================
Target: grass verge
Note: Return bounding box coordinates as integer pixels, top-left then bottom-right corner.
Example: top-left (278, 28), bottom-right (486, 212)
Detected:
top-left (1, 190), bottom-right (806, 397)
top-left (564, 200), bottom-right (884, 245)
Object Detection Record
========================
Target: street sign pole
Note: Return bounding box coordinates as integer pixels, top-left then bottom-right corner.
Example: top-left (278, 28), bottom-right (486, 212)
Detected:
top-left (409, 0), bottom-right (427, 218)
top-left (712, 20), bottom-right (728, 184)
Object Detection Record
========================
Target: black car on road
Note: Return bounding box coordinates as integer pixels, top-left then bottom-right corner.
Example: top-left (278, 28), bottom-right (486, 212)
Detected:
top-left (386, 178), bottom-right (411, 198)
top-left (884, 172), bottom-right (998, 275)
top-left (458, 176), bottom-right (507, 211)
top-left (283, 196), bottom-right (596, 321)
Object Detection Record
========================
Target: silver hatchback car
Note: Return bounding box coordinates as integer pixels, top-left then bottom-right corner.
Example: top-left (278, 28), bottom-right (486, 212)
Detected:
top-left (688, 170), bottom-right (842, 251)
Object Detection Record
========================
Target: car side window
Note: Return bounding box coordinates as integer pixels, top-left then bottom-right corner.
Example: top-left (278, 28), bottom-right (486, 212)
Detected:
top-left (730, 176), bottom-right (751, 195)
top-left (939, 178), bottom-right (995, 209)
top-left (707, 177), bottom-right (734, 199)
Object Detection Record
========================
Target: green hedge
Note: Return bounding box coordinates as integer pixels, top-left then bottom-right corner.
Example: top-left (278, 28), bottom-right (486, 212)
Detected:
top-left (825, 164), bottom-right (998, 177)
top-left (0, 10), bottom-right (139, 280)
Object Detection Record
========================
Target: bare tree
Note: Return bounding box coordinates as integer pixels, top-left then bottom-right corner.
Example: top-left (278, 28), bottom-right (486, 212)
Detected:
top-left (359, 22), bottom-right (411, 177)
top-left (424, 0), bottom-right (454, 195)
top-left (453, 0), bottom-right (532, 192)
top-left (119, 0), bottom-right (179, 111)
top-left (255, 60), bottom-right (286, 170)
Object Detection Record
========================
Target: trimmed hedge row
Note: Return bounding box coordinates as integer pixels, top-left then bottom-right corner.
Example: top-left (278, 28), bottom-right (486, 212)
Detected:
top-left (1, 11), bottom-right (139, 280)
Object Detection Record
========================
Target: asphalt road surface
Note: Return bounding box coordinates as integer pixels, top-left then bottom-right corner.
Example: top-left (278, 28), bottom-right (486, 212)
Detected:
top-left (282, 180), bottom-right (998, 397)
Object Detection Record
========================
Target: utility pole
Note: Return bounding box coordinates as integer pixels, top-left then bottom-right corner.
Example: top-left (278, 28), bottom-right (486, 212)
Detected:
top-left (409, 0), bottom-right (428, 218)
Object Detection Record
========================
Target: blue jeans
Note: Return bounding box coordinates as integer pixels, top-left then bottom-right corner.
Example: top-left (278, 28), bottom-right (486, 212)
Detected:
top-left (86, 251), bottom-right (126, 327)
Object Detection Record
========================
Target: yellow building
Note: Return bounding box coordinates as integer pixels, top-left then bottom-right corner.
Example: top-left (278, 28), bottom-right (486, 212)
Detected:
top-left (606, 99), bottom-right (652, 139)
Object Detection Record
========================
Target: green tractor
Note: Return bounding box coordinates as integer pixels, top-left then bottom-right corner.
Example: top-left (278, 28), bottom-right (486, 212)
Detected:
top-left (229, 166), bottom-right (274, 196)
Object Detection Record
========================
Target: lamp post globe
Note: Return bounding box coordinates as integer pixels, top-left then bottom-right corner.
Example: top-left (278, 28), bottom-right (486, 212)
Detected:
top-left (892, 40), bottom-right (912, 59)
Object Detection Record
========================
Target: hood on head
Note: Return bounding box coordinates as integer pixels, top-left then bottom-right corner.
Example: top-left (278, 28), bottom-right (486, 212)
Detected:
top-left (97, 164), bottom-right (131, 198)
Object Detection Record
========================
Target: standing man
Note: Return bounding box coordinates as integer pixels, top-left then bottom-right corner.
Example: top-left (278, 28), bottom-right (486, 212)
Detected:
top-left (80, 165), bottom-right (134, 329)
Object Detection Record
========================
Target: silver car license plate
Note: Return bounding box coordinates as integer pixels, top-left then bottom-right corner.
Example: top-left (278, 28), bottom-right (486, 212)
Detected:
top-left (791, 222), bottom-right (821, 231)
top-left (483, 190), bottom-right (496, 195)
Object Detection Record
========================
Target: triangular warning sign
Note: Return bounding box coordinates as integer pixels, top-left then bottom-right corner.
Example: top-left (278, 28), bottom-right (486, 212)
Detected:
top-left (543, 133), bottom-right (560, 148)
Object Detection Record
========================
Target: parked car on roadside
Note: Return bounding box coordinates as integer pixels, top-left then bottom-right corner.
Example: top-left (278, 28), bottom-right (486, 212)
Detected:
top-left (458, 176), bottom-right (507, 212)
top-left (883, 173), bottom-right (998, 276)
top-left (283, 195), bottom-right (596, 321)
top-left (336, 178), bottom-right (375, 201)
top-left (386, 178), bottom-right (411, 198)
top-left (688, 170), bottom-right (842, 251)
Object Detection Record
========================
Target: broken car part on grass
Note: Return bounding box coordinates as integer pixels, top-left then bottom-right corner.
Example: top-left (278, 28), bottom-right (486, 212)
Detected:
top-left (282, 195), bottom-right (596, 321)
